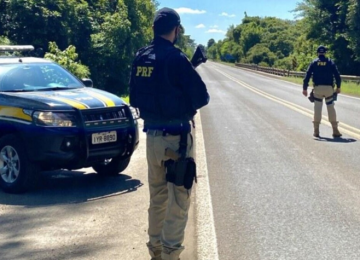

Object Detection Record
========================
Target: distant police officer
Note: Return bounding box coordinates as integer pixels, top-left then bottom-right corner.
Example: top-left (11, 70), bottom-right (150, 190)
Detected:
top-left (302, 45), bottom-right (342, 138)
top-left (129, 7), bottom-right (209, 260)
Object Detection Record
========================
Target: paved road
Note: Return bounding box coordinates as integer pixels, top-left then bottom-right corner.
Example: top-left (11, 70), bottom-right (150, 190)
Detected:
top-left (198, 62), bottom-right (360, 260)
top-left (0, 117), bottom-right (198, 260)
top-left (1, 62), bottom-right (360, 260)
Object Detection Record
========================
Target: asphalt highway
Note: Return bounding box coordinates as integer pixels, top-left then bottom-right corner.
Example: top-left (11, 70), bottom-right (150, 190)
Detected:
top-left (197, 61), bottom-right (360, 260)
top-left (1, 62), bottom-right (360, 260)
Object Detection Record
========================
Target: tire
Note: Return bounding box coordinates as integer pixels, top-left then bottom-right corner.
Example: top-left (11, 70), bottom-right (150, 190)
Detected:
top-left (92, 156), bottom-right (131, 176)
top-left (0, 134), bottom-right (39, 193)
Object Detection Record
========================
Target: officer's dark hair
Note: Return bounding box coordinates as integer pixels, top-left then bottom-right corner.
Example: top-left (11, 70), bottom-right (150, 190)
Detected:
top-left (153, 7), bottom-right (181, 36)
top-left (154, 25), bottom-right (178, 36)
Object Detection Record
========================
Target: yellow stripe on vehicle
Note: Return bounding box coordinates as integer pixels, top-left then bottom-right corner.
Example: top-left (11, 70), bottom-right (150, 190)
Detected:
top-left (48, 96), bottom-right (88, 109)
top-left (0, 106), bottom-right (32, 121)
top-left (87, 91), bottom-right (115, 107)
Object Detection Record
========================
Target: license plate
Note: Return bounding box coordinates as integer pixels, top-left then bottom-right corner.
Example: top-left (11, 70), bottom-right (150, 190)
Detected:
top-left (92, 131), bottom-right (117, 144)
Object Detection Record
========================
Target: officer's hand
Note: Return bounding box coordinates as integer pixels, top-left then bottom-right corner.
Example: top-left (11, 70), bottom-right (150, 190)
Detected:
top-left (336, 88), bottom-right (341, 94)
top-left (302, 90), bottom-right (308, 97)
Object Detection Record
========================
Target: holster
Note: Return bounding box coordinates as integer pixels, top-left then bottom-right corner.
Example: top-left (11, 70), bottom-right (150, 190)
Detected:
top-left (165, 124), bottom-right (197, 189)
top-left (165, 158), bottom-right (197, 189)
top-left (333, 92), bottom-right (338, 101)
top-left (308, 89), bottom-right (315, 103)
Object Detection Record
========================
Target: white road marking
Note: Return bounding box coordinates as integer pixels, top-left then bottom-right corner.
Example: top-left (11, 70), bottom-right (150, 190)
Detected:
top-left (195, 112), bottom-right (219, 260)
top-left (214, 68), bottom-right (360, 140)
top-left (210, 61), bottom-right (360, 101)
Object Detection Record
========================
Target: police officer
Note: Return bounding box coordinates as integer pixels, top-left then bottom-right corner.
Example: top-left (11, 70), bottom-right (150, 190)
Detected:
top-left (129, 7), bottom-right (209, 260)
top-left (302, 45), bottom-right (342, 138)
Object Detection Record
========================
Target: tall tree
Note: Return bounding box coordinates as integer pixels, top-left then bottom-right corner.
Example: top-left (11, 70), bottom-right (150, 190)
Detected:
top-left (294, 0), bottom-right (360, 74)
top-left (207, 38), bottom-right (215, 49)
top-left (0, 0), bottom-right (157, 94)
top-left (346, 0), bottom-right (360, 62)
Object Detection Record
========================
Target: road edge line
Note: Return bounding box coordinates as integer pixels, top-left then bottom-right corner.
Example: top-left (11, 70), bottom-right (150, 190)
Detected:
top-left (211, 61), bottom-right (360, 101)
top-left (195, 112), bottom-right (219, 260)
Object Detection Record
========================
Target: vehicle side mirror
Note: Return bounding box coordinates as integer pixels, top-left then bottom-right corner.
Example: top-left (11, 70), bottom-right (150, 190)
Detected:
top-left (82, 78), bottom-right (93, 88)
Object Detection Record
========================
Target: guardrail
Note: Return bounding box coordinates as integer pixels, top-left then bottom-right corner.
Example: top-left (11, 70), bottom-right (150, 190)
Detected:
top-left (235, 63), bottom-right (360, 84)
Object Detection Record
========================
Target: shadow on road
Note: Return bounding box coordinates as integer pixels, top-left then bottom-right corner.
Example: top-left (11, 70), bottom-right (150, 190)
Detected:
top-left (0, 169), bottom-right (143, 207)
top-left (315, 136), bottom-right (357, 143)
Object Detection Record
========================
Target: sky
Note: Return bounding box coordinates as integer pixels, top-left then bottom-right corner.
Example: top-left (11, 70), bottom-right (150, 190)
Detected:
top-left (157, 0), bottom-right (301, 46)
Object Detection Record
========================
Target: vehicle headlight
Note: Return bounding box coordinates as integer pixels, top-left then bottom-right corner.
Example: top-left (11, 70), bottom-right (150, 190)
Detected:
top-left (33, 112), bottom-right (78, 127)
top-left (129, 106), bottom-right (140, 120)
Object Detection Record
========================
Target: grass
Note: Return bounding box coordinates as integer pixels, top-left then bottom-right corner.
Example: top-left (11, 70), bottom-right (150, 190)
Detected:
top-left (214, 60), bottom-right (360, 98)
top-left (280, 77), bottom-right (360, 97)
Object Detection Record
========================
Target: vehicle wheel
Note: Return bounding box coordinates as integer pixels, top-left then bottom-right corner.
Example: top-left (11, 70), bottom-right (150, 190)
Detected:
top-left (92, 156), bottom-right (131, 176)
top-left (0, 134), bottom-right (39, 193)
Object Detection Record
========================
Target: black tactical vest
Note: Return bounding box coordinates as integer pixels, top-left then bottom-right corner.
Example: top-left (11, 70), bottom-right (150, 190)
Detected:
top-left (312, 57), bottom-right (334, 86)
top-left (130, 44), bottom-right (192, 124)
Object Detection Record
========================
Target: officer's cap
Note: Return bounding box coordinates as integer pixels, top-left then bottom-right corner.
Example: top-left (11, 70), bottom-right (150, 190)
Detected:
top-left (317, 45), bottom-right (327, 54)
top-left (153, 7), bottom-right (181, 35)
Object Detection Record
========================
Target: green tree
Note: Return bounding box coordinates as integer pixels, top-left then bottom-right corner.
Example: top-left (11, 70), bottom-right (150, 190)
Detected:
top-left (207, 38), bottom-right (215, 49)
top-left (294, 0), bottom-right (360, 74)
top-left (207, 43), bottom-right (219, 60)
top-left (219, 40), bottom-right (242, 62)
top-left (0, 35), bottom-right (10, 45)
top-left (232, 25), bottom-right (242, 44)
top-left (347, 0), bottom-right (360, 62)
top-left (239, 22), bottom-right (263, 55)
top-left (175, 26), bottom-right (197, 59)
top-left (0, 0), bottom-right (157, 94)
top-left (205, 1), bottom-right (360, 75)
top-left (0, 0), bottom-right (92, 51)
top-left (245, 44), bottom-right (276, 66)
top-left (44, 42), bottom-right (90, 79)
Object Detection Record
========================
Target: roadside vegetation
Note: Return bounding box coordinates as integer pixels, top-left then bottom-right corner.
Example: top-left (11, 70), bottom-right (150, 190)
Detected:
top-left (281, 77), bottom-right (360, 97)
top-left (207, 0), bottom-right (360, 78)
top-left (1, 0), bottom-right (359, 96)
top-left (0, 0), bottom-right (196, 96)
top-left (216, 61), bottom-right (360, 98)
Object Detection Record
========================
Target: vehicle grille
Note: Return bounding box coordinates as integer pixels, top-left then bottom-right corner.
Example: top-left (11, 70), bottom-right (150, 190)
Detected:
top-left (81, 106), bottom-right (131, 128)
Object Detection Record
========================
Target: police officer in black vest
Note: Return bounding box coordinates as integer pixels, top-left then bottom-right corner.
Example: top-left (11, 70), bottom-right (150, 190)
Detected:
top-left (302, 45), bottom-right (342, 138)
top-left (129, 7), bottom-right (209, 260)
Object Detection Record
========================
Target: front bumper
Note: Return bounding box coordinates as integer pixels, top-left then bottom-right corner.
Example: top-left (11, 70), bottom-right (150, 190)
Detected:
top-left (22, 107), bottom-right (139, 170)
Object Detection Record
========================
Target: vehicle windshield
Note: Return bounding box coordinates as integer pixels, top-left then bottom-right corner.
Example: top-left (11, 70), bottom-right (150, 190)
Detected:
top-left (0, 63), bottom-right (84, 92)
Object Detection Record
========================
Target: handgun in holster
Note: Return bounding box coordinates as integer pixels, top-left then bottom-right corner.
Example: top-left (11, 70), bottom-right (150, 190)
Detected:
top-left (164, 127), bottom-right (197, 190)
top-left (308, 89), bottom-right (315, 103)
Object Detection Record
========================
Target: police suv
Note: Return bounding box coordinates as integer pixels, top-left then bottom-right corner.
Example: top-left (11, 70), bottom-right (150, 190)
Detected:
top-left (0, 45), bottom-right (139, 193)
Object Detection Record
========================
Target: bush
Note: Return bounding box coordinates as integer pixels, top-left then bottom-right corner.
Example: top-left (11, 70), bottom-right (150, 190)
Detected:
top-left (44, 42), bottom-right (90, 79)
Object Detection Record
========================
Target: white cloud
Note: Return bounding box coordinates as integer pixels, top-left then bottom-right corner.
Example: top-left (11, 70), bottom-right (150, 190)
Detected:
top-left (196, 24), bottom-right (206, 29)
top-left (219, 12), bottom-right (236, 18)
top-left (206, 29), bottom-right (226, 34)
top-left (175, 7), bottom-right (206, 14)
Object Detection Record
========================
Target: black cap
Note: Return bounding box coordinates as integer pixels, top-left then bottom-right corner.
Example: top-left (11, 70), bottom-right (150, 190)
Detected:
top-left (153, 7), bottom-right (181, 35)
top-left (317, 45), bottom-right (327, 54)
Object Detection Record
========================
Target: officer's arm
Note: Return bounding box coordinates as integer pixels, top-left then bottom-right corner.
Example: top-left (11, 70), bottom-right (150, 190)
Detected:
top-left (331, 61), bottom-right (341, 88)
top-left (171, 52), bottom-right (209, 110)
top-left (303, 62), bottom-right (314, 90)
top-left (129, 61), bottom-right (138, 108)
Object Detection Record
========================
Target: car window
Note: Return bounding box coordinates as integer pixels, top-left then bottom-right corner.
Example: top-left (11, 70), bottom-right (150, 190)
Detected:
top-left (0, 63), bottom-right (84, 92)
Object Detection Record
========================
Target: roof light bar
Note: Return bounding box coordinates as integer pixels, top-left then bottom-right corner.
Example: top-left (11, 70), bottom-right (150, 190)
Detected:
top-left (0, 45), bottom-right (34, 52)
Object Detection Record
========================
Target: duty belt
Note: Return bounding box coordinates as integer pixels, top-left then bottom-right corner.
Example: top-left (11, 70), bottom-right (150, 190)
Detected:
top-left (145, 121), bottom-right (191, 136)
top-left (146, 129), bottom-right (181, 136)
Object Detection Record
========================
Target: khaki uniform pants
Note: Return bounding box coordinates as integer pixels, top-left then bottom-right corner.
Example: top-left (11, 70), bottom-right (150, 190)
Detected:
top-left (313, 85), bottom-right (337, 123)
top-left (146, 130), bottom-right (193, 260)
